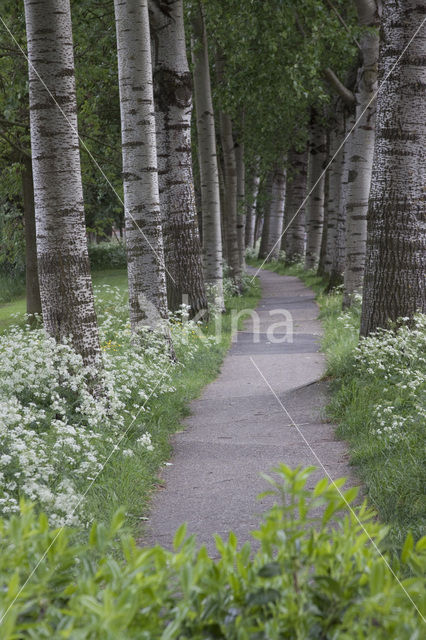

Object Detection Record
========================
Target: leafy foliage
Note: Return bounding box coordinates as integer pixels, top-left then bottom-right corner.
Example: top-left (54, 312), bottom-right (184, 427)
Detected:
top-left (0, 466), bottom-right (424, 638)
top-left (88, 241), bottom-right (127, 270)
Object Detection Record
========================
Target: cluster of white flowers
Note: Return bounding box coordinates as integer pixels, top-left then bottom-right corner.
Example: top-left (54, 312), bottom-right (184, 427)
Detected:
top-left (354, 314), bottom-right (426, 446)
top-left (0, 285), bottom-right (209, 525)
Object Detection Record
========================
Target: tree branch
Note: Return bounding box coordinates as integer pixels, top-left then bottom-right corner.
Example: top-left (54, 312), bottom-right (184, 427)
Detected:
top-left (323, 67), bottom-right (356, 105)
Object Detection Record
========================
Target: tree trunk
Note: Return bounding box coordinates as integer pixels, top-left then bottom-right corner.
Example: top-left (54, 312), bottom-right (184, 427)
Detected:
top-left (258, 171), bottom-right (273, 260)
top-left (305, 120), bottom-right (326, 269)
top-left (323, 121), bottom-right (337, 275)
top-left (360, 0), bottom-right (426, 336)
top-left (245, 166), bottom-right (260, 248)
top-left (151, 0), bottom-right (207, 316)
top-left (283, 148), bottom-right (308, 264)
top-left (24, 0), bottom-right (101, 369)
top-left (218, 157), bottom-right (228, 264)
top-left (219, 111), bottom-right (241, 286)
top-left (235, 139), bottom-right (246, 271)
top-left (266, 161), bottom-right (286, 262)
top-left (21, 158), bottom-right (41, 319)
top-left (114, 0), bottom-right (168, 333)
top-left (326, 109), bottom-right (346, 287)
top-left (318, 155), bottom-right (329, 277)
top-left (343, 3), bottom-right (379, 306)
top-left (254, 207), bottom-right (263, 247)
top-left (191, 3), bottom-right (224, 307)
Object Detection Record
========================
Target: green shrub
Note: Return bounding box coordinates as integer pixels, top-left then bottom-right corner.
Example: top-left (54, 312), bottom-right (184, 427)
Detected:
top-left (1, 466), bottom-right (424, 638)
top-left (88, 241), bottom-right (127, 270)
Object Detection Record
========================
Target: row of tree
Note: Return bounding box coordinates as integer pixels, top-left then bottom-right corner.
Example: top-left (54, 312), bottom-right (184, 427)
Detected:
top-left (1, 0), bottom-right (424, 370)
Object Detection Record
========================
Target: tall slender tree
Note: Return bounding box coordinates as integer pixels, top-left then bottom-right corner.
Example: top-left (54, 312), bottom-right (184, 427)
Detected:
top-left (361, 0), bottom-right (425, 336)
top-left (150, 0), bottom-right (207, 315)
top-left (191, 1), bottom-right (224, 308)
top-left (305, 117), bottom-right (326, 269)
top-left (235, 138), bottom-right (246, 270)
top-left (24, 0), bottom-right (101, 369)
top-left (327, 108), bottom-right (346, 287)
top-left (343, 0), bottom-right (380, 306)
top-left (283, 148), bottom-right (308, 264)
top-left (114, 0), bottom-right (168, 333)
top-left (218, 109), bottom-right (241, 286)
top-left (258, 171), bottom-right (273, 260)
top-left (266, 161), bottom-right (287, 262)
top-left (245, 163), bottom-right (260, 248)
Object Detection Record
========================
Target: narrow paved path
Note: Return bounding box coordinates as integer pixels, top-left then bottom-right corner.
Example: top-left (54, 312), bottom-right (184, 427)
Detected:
top-left (145, 268), bottom-right (355, 554)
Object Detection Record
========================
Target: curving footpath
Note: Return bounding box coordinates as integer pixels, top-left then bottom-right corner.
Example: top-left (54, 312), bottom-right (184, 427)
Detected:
top-left (145, 268), bottom-right (356, 555)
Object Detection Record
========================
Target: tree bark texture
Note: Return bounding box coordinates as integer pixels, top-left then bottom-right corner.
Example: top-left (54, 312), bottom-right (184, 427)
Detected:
top-left (265, 161), bottom-right (287, 262)
top-left (326, 109), bottom-right (346, 286)
top-left (305, 121), bottom-right (326, 269)
top-left (283, 148), bottom-right (308, 263)
top-left (343, 2), bottom-right (379, 306)
top-left (219, 111), bottom-right (241, 285)
top-left (360, 0), bottom-right (426, 335)
top-left (191, 3), bottom-right (224, 306)
top-left (235, 139), bottom-right (246, 271)
top-left (21, 157), bottom-right (42, 318)
top-left (24, 0), bottom-right (101, 369)
top-left (114, 0), bottom-right (168, 333)
top-left (151, 0), bottom-right (207, 315)
top-left (245, 166), bottom-right (260, 248)
top-left (258, 172), bottom-right (273, 260)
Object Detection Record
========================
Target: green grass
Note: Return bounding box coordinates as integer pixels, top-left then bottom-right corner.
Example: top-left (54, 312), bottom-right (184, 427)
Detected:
top-left (251, 257), bottom-right (425, 553)
top-left (0, 268), bottom-right (129, 333)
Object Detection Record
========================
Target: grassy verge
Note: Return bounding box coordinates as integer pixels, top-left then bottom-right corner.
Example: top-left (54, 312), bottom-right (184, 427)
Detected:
top-left (248, 257), bottom-right (425, 552)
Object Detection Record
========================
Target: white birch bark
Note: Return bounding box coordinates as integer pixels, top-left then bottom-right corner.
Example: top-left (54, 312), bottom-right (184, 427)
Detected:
top-left (24, 0), bottom-right (101, 370)
top-left (283, 148), bottom-right (308, 263)
top-left (150, 0), bottom-right (207, 315)
top-left (258, 171), bottom-right (273, 259)
top-left (114, 0), bottom-right (168, 333)
top-left (331, 109), bottom-right (355, 285)
top-left (343, 0), bottom-right (380, 306)
top-left (245, 165), bottom-right (260, 248)
top-left (305, 121), bottom-right (326, 269)
top-left (219, 111), bottom-right (241, 286)
top-left (361, 0), bottom-right (426, 335)
top-left (235, 139), bottom-right (246, 271)
top-left (191, 3), bottom-right (224, 308)
top-left (325, 109), bottom-right (345, 283)
top-left (323, 124), bottom-right (338, 275)
top-left (266, 161), bottom-right (287, 262)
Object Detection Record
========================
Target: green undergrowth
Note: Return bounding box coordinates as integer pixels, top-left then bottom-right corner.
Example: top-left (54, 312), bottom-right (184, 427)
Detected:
top-left (86, 276), bottom-right (261, 534)
top-left (250, 257), bottom-right (425, 554)
top-left (1, 466), bottom-right (424, 638)
top-left (0, 264), bottom-right (260, 538)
